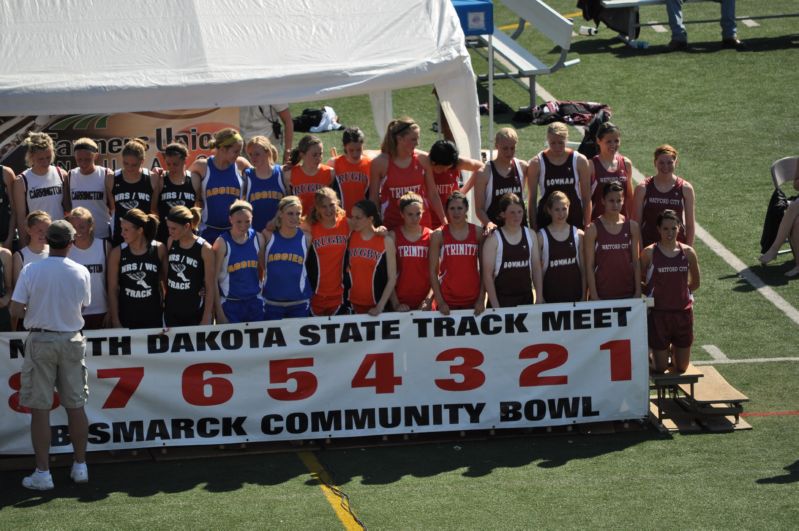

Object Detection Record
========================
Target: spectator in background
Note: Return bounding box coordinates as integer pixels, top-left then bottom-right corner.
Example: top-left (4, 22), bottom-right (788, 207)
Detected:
top-left (14, 133), bottom-right (67, 245)
top-left (474, 128), bottom-right (528, 232)
top-left (666, 0), bottom-right (742, 51)
top-left (66, 207), bottom-right (109, 330)
top-left (239, 104), bottom-right (294, 163)
top-left (760, 162), bottom-right (799, 278)
top-left (66, 138), bottom-right (113, 240)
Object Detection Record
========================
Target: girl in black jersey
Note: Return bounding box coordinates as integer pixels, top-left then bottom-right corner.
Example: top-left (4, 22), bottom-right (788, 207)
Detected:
top-left (108, 139), bottom-right (161, 246)
top-left (156, 143), bottom-right (201, 244)
top-left (107, 208), bottom-right (165, 329)
top-left (538, 191), bottom-right (585, 303)
top-left (163, 206), bottom-right (215, 327)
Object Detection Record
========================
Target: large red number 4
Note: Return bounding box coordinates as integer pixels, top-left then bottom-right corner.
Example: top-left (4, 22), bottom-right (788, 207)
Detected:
top-left (268, 358), bottom-right (318, 401)
top-left (435, 348), bottom-right (485, 391)
top-left (97, 367), bottom-right (144, 408)
top-left (600, 339), bottom-right (632, 381)
top-left (182, 363), bottom-right (234, 406)
top-left (351, 353), bottom-right (402, 394)
top-left (519, 343), bottom-right (568, 386)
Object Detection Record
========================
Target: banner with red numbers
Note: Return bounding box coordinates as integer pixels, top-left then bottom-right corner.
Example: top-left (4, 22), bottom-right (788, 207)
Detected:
top-left (0, 300), bottom-right (650, 454)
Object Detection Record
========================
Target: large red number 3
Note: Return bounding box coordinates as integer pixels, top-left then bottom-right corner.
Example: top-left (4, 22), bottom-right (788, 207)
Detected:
top-left (182, 363), bottom-right (234, 406)
top-left (435, 348), bottom-right (485, 391)
top-left (519, 343), bottom-right (568, 386)
top-left (600, 339), bottom-right (632, 381)
top-left (268, 358), bottom-right (318, 401)
top-left (351, 353), bottom-right (402, 394)
top-left (97, 367), bottom-right (145, 408)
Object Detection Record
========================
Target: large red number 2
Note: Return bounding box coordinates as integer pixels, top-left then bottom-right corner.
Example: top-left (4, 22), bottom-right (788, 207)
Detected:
top-left (268, 358), bottom-right (317, 401)
top-left (182, 363), bottom-right (234, 406)
top-left (600, 339), bottom-right (632, 381)
top-left (518, 343), bottom-right (568, 386)
top-left (97, 367), bottom-right (145, 408)
top-left (351, 353), bottom-right (402, 394)
top-left (435, 348), bottom-right (485, 391)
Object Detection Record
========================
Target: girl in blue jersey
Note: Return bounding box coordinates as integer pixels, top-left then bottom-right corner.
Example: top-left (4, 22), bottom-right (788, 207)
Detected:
top-left (262, 196), bottom-right (312, 320)
top-left (244, 136), bottom-right (288, 232)
top-left (189, 128), bottom-right (251, 244)
top-left (212, 200), bottom-right (265, 323)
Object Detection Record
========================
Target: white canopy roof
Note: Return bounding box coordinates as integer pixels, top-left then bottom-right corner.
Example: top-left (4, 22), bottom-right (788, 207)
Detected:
top-left (0, 0), bottom-right (481, 157)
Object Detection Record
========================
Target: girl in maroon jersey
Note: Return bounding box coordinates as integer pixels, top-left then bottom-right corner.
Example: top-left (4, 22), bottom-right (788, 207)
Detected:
top-left (585, 181), bottom-right (642, 300)
top-left (538, 191), bottom-right (584, 303)
top-left (632, 144), bottom-right (696, 248)
top-left (390, 192), bottom-right (433, 311)
top-left (590, 122), bottom-right (634, 219)
top-left (482, 193), bottom-right (543, 307)
top-left (641, 209), bottom-right (701, 374)
top-left (430, 191), bottom-right (484, 315)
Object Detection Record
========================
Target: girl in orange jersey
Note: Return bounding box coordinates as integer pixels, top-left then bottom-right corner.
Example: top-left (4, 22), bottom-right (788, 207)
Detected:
top-left (369, 117), bottom-right (446, 231)
top-left (430, 191), bottom-right (485, 315)
top-left (389, 192), bottom-right (433, 311)
top-left (347, 200), bottom-right (396, 316)
top-left (328, 128), bottom-right (372, 217)
top-left (305, 188), bottom-right (351, 316)
top-left (286, 135), bottom-right (334, 216)
top-left (428, 139), bottom-right (484, 229)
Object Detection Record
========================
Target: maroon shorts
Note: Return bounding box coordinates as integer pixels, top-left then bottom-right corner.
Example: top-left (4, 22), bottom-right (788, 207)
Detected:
top-left (648, 309), bottom-right (693, 350)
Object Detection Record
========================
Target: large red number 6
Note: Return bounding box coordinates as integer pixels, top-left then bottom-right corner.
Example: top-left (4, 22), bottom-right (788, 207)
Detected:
top-left (182, 363), bottom-right (234, 406)
top-left (97, 367), bottom-right (145, 408)
top-left (351, 353), bottom-right (402, 394)
top-left (268, 358), bottom-right (317, 401)
top-left (519, 343), bottom-right (568, 386)
top-left (600, 339), bottom-right (632, 381)
top-left (435, 348), bottom-right (485, 391)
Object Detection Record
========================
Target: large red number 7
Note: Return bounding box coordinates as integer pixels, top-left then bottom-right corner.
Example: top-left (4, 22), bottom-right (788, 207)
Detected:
top-left (97, 367), bottom-right (144, 408)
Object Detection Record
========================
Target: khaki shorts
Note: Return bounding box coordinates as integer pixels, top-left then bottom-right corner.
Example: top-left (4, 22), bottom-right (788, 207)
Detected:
top-left (20, 331), bottom-right (88, 410)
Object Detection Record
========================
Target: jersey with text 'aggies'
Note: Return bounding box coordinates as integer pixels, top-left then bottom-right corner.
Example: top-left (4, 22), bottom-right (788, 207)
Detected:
top-left (593, 219), bottom-right (635, 299)
top-left (118, 242), bottom-right (162, 328)
top-left (245, 165), bottom-right (285, 232)
top-left (201, 155), bottom-right (243, 232)
top-left (640, 176), bottom-right (686, 247)
top-left (535, 150), bottom-right (583, 229)
top-left (394, 226), bottom-right (431, 308)
top-left (332, 155), bottom-right (370, 217)
top-left (540, 226), bottom-right (582, 303)
top-left (263, 229), bottom-right (311, 302)
top-left (347, 231), bottom-right (387, 310)
top-left (439, 223), bottom-right (480, 308)
top-left (492, 227), bottom-right (534, 307)
top-left (218, 228), bottom-right (261, 301)
top-left (165, 237), bottom-right (207, 325)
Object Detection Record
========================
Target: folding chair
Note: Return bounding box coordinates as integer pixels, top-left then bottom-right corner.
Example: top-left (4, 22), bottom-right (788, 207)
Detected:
top-left (770, 156), bottom-right (799, 255)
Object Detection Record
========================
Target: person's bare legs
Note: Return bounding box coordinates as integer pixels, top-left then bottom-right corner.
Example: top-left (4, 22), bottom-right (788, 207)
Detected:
top-left (30, 408), bottom-right (51, 471)
top-left (671, 346), bottom-right (692, 373)
top-left (66, 407), bottom-right (88, 463)
top-left (761, 200), bottom-right (799, 264)
top-left (651, 349), bottom-right (671, 374)
top-left (786, 215), bottom-right (799, 277)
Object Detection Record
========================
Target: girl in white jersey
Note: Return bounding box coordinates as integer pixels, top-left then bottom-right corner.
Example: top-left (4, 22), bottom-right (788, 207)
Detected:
top-left (67, 207), bottom-right (110, 329)
top-left (66, 138), bottom-right (113, 240)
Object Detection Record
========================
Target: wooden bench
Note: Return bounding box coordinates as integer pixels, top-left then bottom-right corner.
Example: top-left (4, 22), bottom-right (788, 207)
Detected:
top-left (470, 0), bottom-right (579, 107)
top-left (678, 366), bottom-right (749, 424)
top-left (650, 363), bottom-right (703, 424)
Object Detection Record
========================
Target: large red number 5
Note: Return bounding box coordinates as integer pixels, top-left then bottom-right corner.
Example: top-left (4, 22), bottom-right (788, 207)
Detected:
top-left (182, 363), bottom-right (234, 406)
top-left (268, 358), bottom-right (317, 401)
top-left (351, 353), bottom-right (402, 394)
top-left (600, 339), bottom-right (632, 381)
top-left (519, 343), bottom-right (568, 386)
top-left (97, 367), bottom-right (144, 408)
top-left (435, 348), bottom-right (485, 391)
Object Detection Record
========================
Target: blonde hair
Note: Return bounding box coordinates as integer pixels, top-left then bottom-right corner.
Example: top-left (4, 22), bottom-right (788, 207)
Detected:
top-left (228, 199), bottom-right (253, 217)
top-left (654, 144), bottom-right (678, 160)
top-left (495, 127), bottom-right (518, 143)
top-left (545, 191), bottom-right (570, 211)
top-left (246, 135), bottom-right (279, 164)
top-left (66, 206), bottom-right (95, 237)
top-left (308, 187), bottom-right (345, 225)
top-left (24, 132), bottom-right (55, 166)
top-left (211, 128), bottom-right (243, 150)
top-left (122, 139), bottom-right (147, 160)
top-left (546, 122), bottom-right (569, 139)
top-left (273, 196), bottom-right (303, 229)
top-left (380, 117), bottom-right (419, 158)
top-left (73, 137), bottom-right (99, 153)
top-left (26, 210), bottom-right (52, 228)
top-left (399, 191), bottom-right (424, 213)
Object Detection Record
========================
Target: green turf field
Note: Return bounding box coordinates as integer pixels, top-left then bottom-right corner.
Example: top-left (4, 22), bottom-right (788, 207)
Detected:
top-left (2, 1), bottom-right (798, 528)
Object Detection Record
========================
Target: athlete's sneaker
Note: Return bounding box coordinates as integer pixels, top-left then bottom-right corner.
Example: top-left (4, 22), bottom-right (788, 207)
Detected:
top-left (22, 470), bottom-right (54, 490)
top-left (70, 462), bottom-right (89, 483)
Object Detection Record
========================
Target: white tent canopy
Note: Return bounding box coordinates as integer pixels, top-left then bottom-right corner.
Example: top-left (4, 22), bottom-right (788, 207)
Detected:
top-left (0, 0), bottom-right (481, 158)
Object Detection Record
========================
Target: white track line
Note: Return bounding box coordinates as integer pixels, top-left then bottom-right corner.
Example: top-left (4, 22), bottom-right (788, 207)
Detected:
top-left (693, 357), bottom-right (799, 365)
top-left (649, 23), bottom-right (667, 33)
top-left (742, 19), bottom-right (760, 28)
top-left (702, 345), bottom-right (729, 361)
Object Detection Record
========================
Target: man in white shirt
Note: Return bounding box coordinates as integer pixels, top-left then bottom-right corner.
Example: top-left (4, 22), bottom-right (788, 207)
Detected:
top-left (11, 219), bottom-right (92, 490)
top-left (239, 104), bottom-right (294, 163)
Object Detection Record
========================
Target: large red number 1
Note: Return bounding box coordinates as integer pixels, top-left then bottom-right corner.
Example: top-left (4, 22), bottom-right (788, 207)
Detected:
top-left (97, 367), bottom-right (145, 408)
top-left (600, 339), bottom-right (632, 381)
top-left (351, 353), bottom-right (402, 394)
top-left (518, 343), bottom-right (568, 386)
top-left (435, 348), bottom-right (485, 391)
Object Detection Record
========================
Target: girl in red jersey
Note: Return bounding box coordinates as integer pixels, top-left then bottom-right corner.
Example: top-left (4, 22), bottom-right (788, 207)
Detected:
top-left (347, 200), bottom-right (396, 316)
top-left (632, 144), bottom-right (696, 248)
top-left (427, 140), bottom-right (484, 229)
top-left (430, 191), bottom-right (485, 315)
top-left (590, 123), bottom-right (634, 219)
top-left (641, 209), bottom-right (700, 374)
top-left (369, 117), bottom-right (446, 231)
top-left (305, 187), bottom-right (352, 316)
top-left (527, 122), bottom-right (592, 230)
top-left (286, 135), bottom-right (334, 216)
top-left (390, 192), bottom-right (433, 311)
top-left (585, 181), bottom-right (642, 300)
top-left (483, 193), bottom-right (543, 308)
top-left (538, 191), bottom-right (585, 303)
top-left (328, 128), bottom-right (372, 217)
